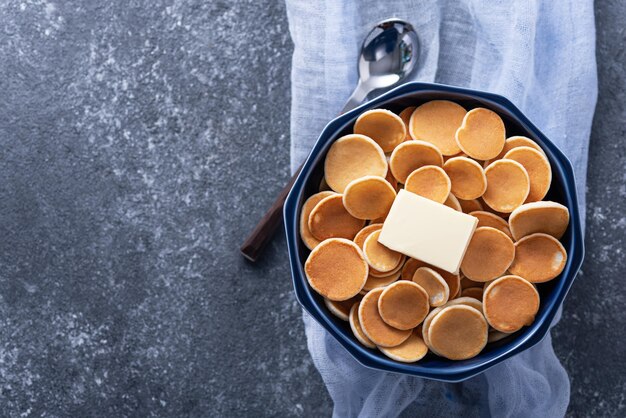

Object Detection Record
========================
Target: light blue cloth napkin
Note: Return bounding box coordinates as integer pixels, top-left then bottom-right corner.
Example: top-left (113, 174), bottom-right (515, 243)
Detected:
top-left (285, 1), bottom-right (598, 416)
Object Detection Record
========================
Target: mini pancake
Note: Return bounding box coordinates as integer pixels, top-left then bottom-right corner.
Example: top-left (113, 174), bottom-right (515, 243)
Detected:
top-left (369, 213), bottom-right (389, 224)
top-left (484, 135), bottom-right (546, 166)
top-left (308, 194), bottom-right (365, 240)
top-left (353, 223), bottom-right (383, 249)
top-left (358, 288), bottom-right (412, 347)
top-left (432, 267), bottom-right (461, 303)
top-left (488, 330), bottom-right (512, 343)
top-left (483, 159), bottom-right (530, 213)
top-left (324, 295), bottom-right (360, 321)
top-left (479, 197), bottom-right (510, 219)
top-left (343, 175), bottom-right (397, 220)
top-left (399, 106), bottom-right (416, 141)
top-left (483, 275), bottom-right (540, 333)
top-left (363, 230), bottom-right (403, 273)
top-left (503, 146), bottom-right (552, 202)
top-left (509, 201), bottom-right (570, 241)
top-left (461, 227), bottom-right (515, 281)
top-left (408, 100), bottom-right (466, 155)
top-left (404, 165), bottom-right (451, 203)
top-left (458, 198), bottom-right (483, 214)
top-left (299, 191), bottom-right (336, 250)
top-left (469, 210), bottom-right (513, 239)
top-left (369, 256), bottom-right (405, 278)
top-left (444, 193), bottom-right (462, 211)
top-left (428, 305), bottom-right (488, 360)
top-left (324, 134), bottom-right (388, 193)
top-left (421, 306), bottom-right (443, 352)
top-left (354, 109), bottom-right (406, 153)
top-left (455, 108), bottom-right (506, 160)
top-left (443, 157), bottom-right (487, 200)
top-left (401, 258), bottom-right (428, 281)
top-left (509, 233), bottom-right (567, 283)
top-left (461, 287), bottom-right (484, 300)
top-left (389, 140), bottom-right (443, 183)
top-left (385, 167), bottom-right (399, 191)
top-left (362, 270), bottom-right (401, 291)
top-left (305, 238), bottom-right (368, 301)
top-left (378, 281), bottom-right (430, 330)
top-left (319, 176), bottom-right (331, 191)
top-left (379, 330), bottom-right (429, 363)
top-left (444, 296), bottom-right (483, 313)
top-left (460, 275), bottom-right (483, 289)
top-left (349, 302), bottom-right (376, 348)
top-left (412, 267), bottom-right (450, 307)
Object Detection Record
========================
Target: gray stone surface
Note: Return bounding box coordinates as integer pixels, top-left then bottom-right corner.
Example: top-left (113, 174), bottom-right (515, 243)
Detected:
top-left (0, 0), bottom-right (622, 417)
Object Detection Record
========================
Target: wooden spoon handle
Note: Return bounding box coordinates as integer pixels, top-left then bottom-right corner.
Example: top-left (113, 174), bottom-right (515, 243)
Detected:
top-left (240, 165), bottom-right (302, 262)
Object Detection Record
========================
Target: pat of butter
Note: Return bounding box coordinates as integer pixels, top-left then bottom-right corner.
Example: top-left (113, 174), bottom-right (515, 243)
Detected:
top-left (378, 190), bottom-right (478, 274)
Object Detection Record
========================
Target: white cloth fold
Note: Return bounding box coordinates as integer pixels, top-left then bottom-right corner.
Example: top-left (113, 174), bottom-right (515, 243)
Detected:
top-left (286, 1), bottom-right (597, 416)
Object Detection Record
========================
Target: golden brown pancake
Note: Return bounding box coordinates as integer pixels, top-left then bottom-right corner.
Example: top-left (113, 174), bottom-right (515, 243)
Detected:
top-left (483, 275), bottom-right (540, 333)
top-left (421, 306), bottom-right (443, 352)
top-left (349, 302), bottom-right (376, 348)
top-left (461, 227), bottom-right (515, 281)
top-left (409, 100), bottom-right (467, 155)
top-left (324, 295), bottom-right (360, 321)
top-left (324, 134), bottom-right (388, 193)
top-left (509, 201), bottom-right (570, 241)
top-left (362, 270), bottom-right (401, 291)
top-left (369, 256), bottom-right (405, 277)
top-left (461, 287), bottom-right (484, 300)
top-left (484, 135), bottom-right (546, 166)
top-left (308, 194), bottom-right (365, 240)
top-left (299, 191), bottom-right (336, 250)
top-left (503, 146), bottom-right (552, 202)
top-left (460, 275), bottom-right (483, 289)
top-left (385, 167), bottom-right (400, 191)
top-left (443, 157), bottom-right (487, 200)
top-left (479, 196), bottom-right (510, 219)
top-left (399, 106), bottom-right (416, 141)
top-left (389, 140), bottom-right (443, 183)
top-left (378, 281), bottom-right (430, 330)
top-left (458, 198), bottom-right (483, 214)
top-left (443, 296), bottom-right (483, 313)
top-left (412, 267), bottom-right (450, 307)
top-left (455, 108), bottom-right (506, 160)
top-left (363, 230), bottom-right (403, 272)
top-left (358, 288), bottom-right (412, 347)
top-left (353, 224), bottom-right (384, 249)
top-left (401, 258), bottom-right (428, 281)
top-left (483, 160), bottom-right (530, 213)
top-left (488, 329), bottom-right (513, 343)
top-left (305, 238), bottom-right (368, 300)
top-left (469, 210), bottom-right (513, 239)
top-left (432, 268), bottom-right (461, 303)
top-left (509, 233), bottom-right (567, 283)
top-left (343, 175), bottom-right (397, 220)
top-left (443, 193), bottom-right (462, 211)
top-left (428, 305), bottom-right (488, 360)
top-left (319, 176), bottom-right (331, 191)
top-left (354, 109), bottom-right (406, 153)
top-left (404, 165), bottom-right (451, 203)
top-left (379, 330), bottom-right (429, 362)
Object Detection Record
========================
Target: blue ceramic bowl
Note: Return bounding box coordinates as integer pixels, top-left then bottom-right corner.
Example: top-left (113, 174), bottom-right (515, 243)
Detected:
top-left (284, 82), bottom-right (584, 382)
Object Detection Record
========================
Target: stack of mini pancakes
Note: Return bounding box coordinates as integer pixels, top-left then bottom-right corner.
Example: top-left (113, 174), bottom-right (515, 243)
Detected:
top-left (300, 102), bottom-right (570, 362)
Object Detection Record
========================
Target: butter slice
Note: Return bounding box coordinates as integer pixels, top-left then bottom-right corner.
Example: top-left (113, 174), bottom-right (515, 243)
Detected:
top-left (378, 190), bottom-right (478, 274)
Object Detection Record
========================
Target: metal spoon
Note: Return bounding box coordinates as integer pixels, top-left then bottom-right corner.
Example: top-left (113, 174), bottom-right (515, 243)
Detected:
top-left (342, 18), bottom-right (420, 113)
top-left (241, 19), bottom-right (420, 262)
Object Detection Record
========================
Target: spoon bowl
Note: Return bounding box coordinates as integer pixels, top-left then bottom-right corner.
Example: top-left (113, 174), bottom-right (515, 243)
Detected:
top-left (343, 19), bottom-right (420, 112)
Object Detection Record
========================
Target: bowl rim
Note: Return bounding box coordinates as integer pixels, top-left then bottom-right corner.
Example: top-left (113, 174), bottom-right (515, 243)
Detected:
top-left (283, 81), bottom-right (584, 382)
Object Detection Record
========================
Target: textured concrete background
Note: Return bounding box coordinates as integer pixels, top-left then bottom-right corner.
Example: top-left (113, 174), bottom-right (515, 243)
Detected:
top-left (0, 0), bottom-right (623, 417)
